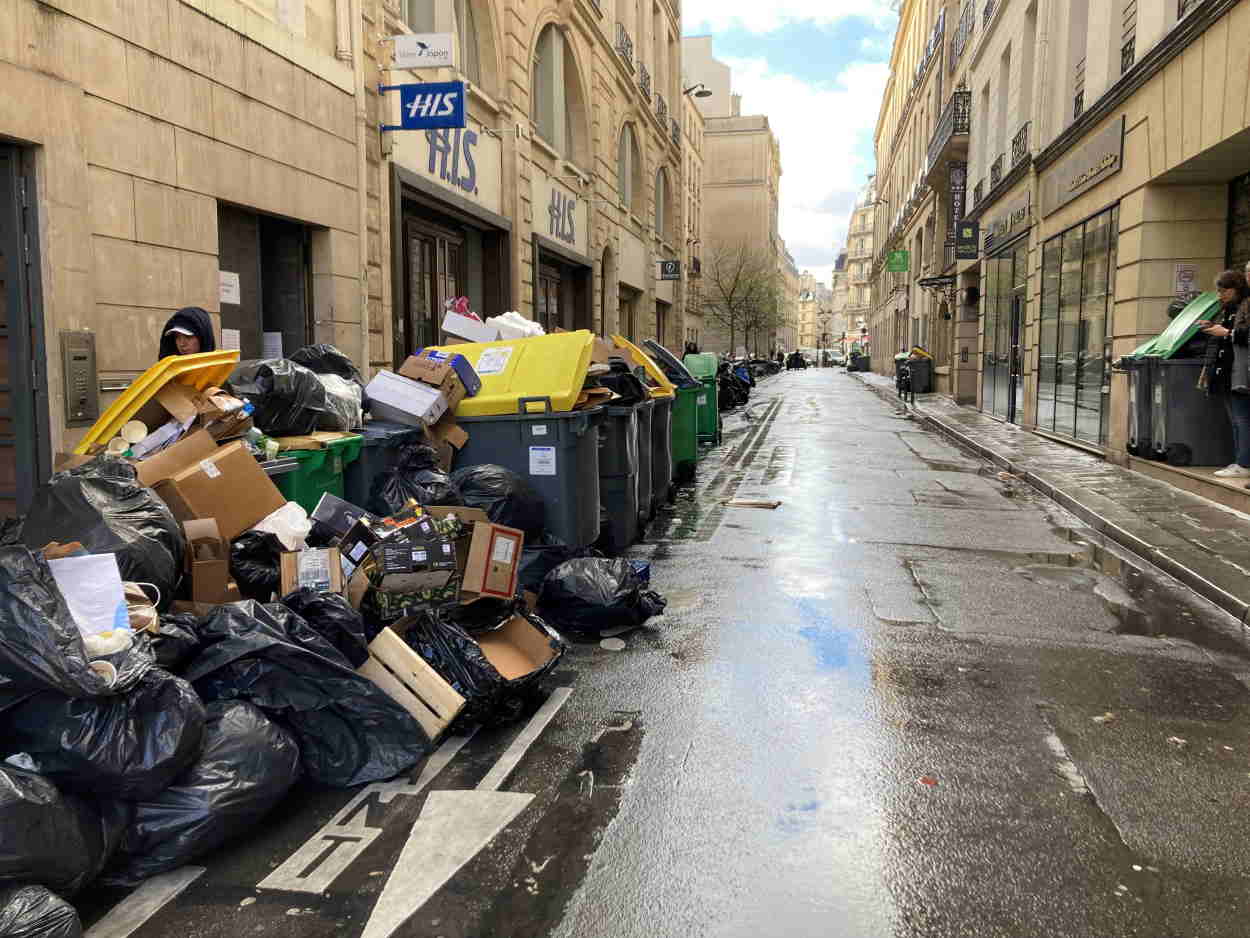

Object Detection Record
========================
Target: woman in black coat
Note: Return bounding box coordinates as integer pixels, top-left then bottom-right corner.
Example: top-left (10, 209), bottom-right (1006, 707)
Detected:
top-left (157, 306), bottom-right (216, 359)
top-left (1200, 270), bottom-right (1250, 477)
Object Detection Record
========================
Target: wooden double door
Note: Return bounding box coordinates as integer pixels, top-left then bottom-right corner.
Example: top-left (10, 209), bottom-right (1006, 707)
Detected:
top-left (404, 218), bottom-right (464, 355)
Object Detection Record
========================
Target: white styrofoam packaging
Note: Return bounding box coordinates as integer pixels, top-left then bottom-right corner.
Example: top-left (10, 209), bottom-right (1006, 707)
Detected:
top-left (441, 312), bottom-right (501, 344)
top-left (365, 370), bottom-right (449, 427)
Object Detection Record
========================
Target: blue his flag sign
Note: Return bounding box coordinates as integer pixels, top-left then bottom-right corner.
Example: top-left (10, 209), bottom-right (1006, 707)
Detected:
top-left (383, 81), bottom-right (467, 131)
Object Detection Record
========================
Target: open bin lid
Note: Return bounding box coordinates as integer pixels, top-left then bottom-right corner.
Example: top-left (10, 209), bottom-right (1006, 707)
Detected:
top-left (427, 330), bottom-right (594, 417)
top-left (641, 339), bottom-right (701, 390)
top-left (610, 335), bottom-right (676, 398)
top-left (75, 350), bottom-right (240, 454)
top-left (683, 352), bottom-right (718, 379)
top-left (1145, 292), bottom-right (1221, 359)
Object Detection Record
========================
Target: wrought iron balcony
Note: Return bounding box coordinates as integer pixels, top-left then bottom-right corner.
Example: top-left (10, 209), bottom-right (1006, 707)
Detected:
top-left (1011, 121), bottom-right (1029, 167)
top-left (1178, 0), bottom-right (1199, 18)
top-left (655, 93), bottom-right (668, 126)
top-left (972, 178), bottom-right (985, 208)
top-left (638, 62), bottom-right (651, 99)
top-left (944, 238), bottom-right (956, 271)
top-left (671, 116), bottom-right (681, 148)
top-left (1073, 89), bottom-right (1084, 120)
top-left (926, 89), bottom-right (971, 176)
top-left (950, 2), bottom-right (974, 72)
top-left (983, 0), bottom-right (996, 28)
top-left (1121, 36), bottom-right (1136, 75)
top-left (615, 24), bottom-right (634, 72)
top-left (989, 153), bottom-right (1004, 188)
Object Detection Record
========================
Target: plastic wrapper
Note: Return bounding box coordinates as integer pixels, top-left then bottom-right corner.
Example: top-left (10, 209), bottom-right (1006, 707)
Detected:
top-left (314, 374), bottom-right (363, 431)
top-left (183, 601), bottom-right (428, 787)
top-left (280, 588), bottom-right (370, 668)
top-left (225, 359), bottom-right (333, 437)
top-left (101, 701), bottom-right (301, 887)
top-left (251, 502), bottom-right (312, 551)
top-left (538, 558), bottom-right (667, 635)
top-left (289, 343), bottom-right (365, 387)
top-left (20, 457), bottom-right (183, 612)
top-left (402, 606), bottom-right (565, 729)
top-left (0, 669), bottom-right (206, 801)
top-left (0, 886), bottom-right (82, 938)
top-left (152, 613), bottom-right (203, 672)
top-left (368, 444), bottom-right (462, 516)
top-left (0, 765), bottom-right (128, 896)
top-left (0, 546), bottom-right (152, 698)
top-left (451, 464), bottom-right (546, 538)
top-left (230, 531), bottom-right (285, 602)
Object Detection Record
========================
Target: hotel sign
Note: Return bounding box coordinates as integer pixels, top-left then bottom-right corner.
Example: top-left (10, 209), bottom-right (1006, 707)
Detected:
top-left (1040, 116), bottom-right (1125, 216)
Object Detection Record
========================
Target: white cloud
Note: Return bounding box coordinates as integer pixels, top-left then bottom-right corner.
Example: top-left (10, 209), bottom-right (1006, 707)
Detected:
top-left (684, 0), bottom-right (896, 34)
top-left (723, 56), bottom-right (888, 276)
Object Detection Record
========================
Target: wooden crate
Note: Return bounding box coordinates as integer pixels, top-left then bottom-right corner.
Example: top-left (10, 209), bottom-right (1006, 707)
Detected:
top-left (357, 628), bottom-right (466, 740)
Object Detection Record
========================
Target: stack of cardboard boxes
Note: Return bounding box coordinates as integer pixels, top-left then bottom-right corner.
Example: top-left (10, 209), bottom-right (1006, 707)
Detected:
top-left (364, 349), bottom-right (481, 471)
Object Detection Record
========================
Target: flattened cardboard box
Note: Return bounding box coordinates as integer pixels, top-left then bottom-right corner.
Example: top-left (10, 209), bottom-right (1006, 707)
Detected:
top-left (154, 441), bottom-right (286, 541)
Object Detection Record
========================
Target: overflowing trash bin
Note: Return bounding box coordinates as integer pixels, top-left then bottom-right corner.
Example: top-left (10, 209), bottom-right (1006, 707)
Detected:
top-left (274, 434), bottom-right (363, 514)
top-left (343, 421), bottom-right (426, 508)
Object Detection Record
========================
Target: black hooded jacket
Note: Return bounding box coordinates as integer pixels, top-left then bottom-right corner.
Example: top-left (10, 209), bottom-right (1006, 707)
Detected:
top-left (158, 307), bottom-right (216, 359)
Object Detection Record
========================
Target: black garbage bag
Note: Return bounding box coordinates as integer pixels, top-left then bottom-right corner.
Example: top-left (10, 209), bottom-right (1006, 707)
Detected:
top-left (0, 765), bottom-right (128, 896)
top-left (0, 669), bottom-right (206, 801)
top-left (230, 531), bottom-right (285, 602)
top-left (0, 519), bottom-right (22, 547)
top-left (368, 444), bottom-right (462, 515)
top-left (101, 701), bottom-right (302, 887)
top-left (183, 602), bottom-right (428, 787)
top-left (518, 537), bottom-right (596, 594)
top-left (451, 465), bottom-right (545, 538)
top-left (289, 343), bottom-right (365, 387)
top-left (280, 588), bottom-right (370, 668)
top-left (402, 606), bottom-right (565, 729)
top-left (0, 546), bottom-right (152, 698)
top-left (0, 886), bottom-right (82, 938)
top-left (594, 362), bottom-right (649, 405)
top-left (538, 558), bottom-right (666, 635)
top-left (225, 359), bottom-right (332, 437)
top-left (20, 457), bottom-right (183, 612)
top-left (152, 613), bottom-right (203, 672)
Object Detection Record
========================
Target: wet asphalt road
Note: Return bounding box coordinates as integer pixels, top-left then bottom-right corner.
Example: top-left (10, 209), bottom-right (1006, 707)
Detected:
top-left (83, 369), bottom-right (1250, 938)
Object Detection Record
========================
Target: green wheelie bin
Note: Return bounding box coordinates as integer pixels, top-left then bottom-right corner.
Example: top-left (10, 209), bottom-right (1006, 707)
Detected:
top-left (684, 352), bottom-right (721, 446)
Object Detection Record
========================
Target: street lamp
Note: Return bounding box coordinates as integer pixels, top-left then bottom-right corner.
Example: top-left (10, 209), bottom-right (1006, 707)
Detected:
top-left (683, 83), bottom-right (713, 98)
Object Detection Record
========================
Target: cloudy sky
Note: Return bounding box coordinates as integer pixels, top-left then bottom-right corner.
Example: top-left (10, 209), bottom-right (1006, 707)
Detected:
top-left (683, 1), bottom-right (896, 287)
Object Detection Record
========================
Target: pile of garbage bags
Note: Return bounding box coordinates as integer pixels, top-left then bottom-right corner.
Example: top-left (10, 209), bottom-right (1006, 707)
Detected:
top-left (226, 357), bottom-right (361, 436)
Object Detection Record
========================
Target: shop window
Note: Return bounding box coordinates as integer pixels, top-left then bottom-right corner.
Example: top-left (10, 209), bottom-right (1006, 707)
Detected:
top-left (618, 124), bottom-right (643, 216)
top-left (1228, 172), bottom-right (1250, 272)
top-left (1036, 204), bottom-right (1118, 445)
top-left (532, 25), bottom-right (588, 166)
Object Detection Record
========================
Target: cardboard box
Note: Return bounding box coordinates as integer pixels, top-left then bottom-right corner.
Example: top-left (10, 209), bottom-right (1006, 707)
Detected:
top-left (422, 414), bottom-right (468, 472)
top-left (183, 519), bottom-right (233, 604)
top-left (405, 349), bottom-right (482, 397)
top-left (275, 431), bottom-right (356, 452)
top-left (441, 311), bottom-right (500, 344)
top-left (311, 492), bottom-right (376, 539)
top-left (279, 547), bottom-right (345, 595)
top-left (154, 441), bottom-right (287, 540)
top-left (369, 540), bottom-right (457, 593)
top-left (399, 353), bottom-right (469, 409)
top-left (476, 613), bottom-right (560, 679)
top-left (135, 429), bottom-right (218, 488)
top-left (365, 370), bottom-right (449, 427)
top-left (461, 522), bottom-right (523, 602)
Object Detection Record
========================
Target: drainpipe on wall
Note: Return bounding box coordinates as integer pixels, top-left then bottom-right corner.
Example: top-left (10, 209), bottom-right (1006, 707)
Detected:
top-left (350, 0), bottom-right (371, 376)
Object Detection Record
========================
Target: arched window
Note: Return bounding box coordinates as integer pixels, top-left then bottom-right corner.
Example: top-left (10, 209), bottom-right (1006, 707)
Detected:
top-left (617, 124), bottom-right (642, 216)
top-left (531, 24), bottom-right (588, 165)
top-left (654, 167), bottom-right (670, 242)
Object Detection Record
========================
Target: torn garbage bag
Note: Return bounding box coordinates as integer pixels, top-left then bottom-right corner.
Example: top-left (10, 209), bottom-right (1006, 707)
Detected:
top-left (451, 464), bottom-right (546, 538)
top-left (0, 546), bottom-right (152, 698)
top-left (230, 531), bottom-right (285, 602)
top-left (538, 557), bottom-right (666, 635)
top-left (101, 701), bottom-right (301, 888)
top-left (225, 359), bottom-right (333, 437)
top-left (0, 765), bottom-right (128, 896)
top-left (368, 443), bottom-right (462, 516)
top-left (401, 605), bottom-right (565, 730)
top-left (183, 601), bottom-right (428, 787)
top-left (0, 669), bottom-right (206, 801)
top-left (20, 457), bottom-right (184, 611)
top-left (0, 886), bottom-right (82, 938)
top-left (280, 588), bottom-right (370, 668)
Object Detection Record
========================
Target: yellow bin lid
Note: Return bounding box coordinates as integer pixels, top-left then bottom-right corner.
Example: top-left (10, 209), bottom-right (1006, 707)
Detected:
top-left (426, 331), bottom-right (596, 417)
top-left (610, 335), bottom-right (676, 398)
top-left (75, 350), bottom-right (240, 454)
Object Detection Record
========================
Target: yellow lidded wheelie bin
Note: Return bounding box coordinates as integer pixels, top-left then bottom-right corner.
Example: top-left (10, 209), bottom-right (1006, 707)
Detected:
top-left (424, 331), bottom-right (604, 546)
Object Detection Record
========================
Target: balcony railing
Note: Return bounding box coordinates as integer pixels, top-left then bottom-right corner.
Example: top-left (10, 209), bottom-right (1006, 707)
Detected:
top-left (1011, 122), bottom-right (1029, 167)
top-left (615, 23), bottom-right (634, 72)
top-left (655, 93), bottom-right (668, 126)
top-left (944, 239), bottom-right (956, 271)
top-left (926, 89), bottom-right (971, 173)
top-left (670, 116), bottom-right (681, 148)
top-left (1121, 36), bottom-right (1136, 75)
top-left (983, 0), bottom-right (997, 28)
top-left (1178, 0), bottom-right (1199, 17)
top-left (972, 179), bottom-right (985, 208)
top-left (989, 153), bottom-right (1004, 188)
top-left (950, 2), bottom-right (974, 72)
top-left (1073, 89), bottom-right (1084, 120)
top-left (638, 62), bottom-right (651, 99)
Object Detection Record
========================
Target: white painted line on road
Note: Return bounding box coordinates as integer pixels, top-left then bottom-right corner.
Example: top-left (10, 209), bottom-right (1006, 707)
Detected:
top-left (85, 866), bottom-right (206, 938)
top-left (258, 732), bottom-right (475, 894)
top-left (1044, 733), bottom-right (1090, 795)
top-left (476, 686), bottom-right (572, 792)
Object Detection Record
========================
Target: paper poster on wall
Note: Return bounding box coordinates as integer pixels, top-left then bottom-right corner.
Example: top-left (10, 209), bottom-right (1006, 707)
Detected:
top-left (220, 328), bottom-right (241, 351)
top-left (1174, 263), bottom-right (1197, 298)
top-left (219, 271), bottom-right (241, 306)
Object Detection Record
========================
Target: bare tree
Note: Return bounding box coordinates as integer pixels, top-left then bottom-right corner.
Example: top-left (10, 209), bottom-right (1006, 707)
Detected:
top-left (691, 238), bottom-right (783, 356)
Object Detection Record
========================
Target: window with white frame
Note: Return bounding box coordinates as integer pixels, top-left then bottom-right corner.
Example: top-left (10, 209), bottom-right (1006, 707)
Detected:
top-left (618, 124), bottom-right (643, 216)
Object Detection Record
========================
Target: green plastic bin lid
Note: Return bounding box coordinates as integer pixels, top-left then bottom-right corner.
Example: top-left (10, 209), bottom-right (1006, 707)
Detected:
top-left (683, 352), bottom-right (718, 379)
top-left (1132, 292), bottom-right (1220, 359)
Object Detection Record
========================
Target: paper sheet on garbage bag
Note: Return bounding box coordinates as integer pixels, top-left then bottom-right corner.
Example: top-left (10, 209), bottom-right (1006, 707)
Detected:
top-left (47, 554), bottom-right (129, 638)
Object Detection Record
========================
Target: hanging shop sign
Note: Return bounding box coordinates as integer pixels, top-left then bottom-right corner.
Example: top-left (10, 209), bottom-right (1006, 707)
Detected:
top-left (392, 33), bottom-right (455, 70)
top-left (658, 260), bottom-right (681, 281)
top-left (381, 81), bottom-right (466, 131)
top-left (886, 250), bottom-right (910, 273)
top-left (955, 220), bottom-right (979, 260)
top-left (1040, 115), bottom-right (1125, 215)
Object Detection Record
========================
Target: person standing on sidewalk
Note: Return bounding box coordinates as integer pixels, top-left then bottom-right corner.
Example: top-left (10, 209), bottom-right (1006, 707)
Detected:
top-left (1200, 270), bottom-right (1250, 477)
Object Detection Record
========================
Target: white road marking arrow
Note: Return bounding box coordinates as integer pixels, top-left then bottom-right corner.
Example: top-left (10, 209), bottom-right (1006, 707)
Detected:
top-left (360, 687), bottom-right (573, 938)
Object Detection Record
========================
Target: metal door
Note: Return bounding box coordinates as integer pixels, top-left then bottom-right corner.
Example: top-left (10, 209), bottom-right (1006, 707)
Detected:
top-left (0, 145), bottom-right (50, 515)
top-left (1007, 292), bottom-right (1024, 424)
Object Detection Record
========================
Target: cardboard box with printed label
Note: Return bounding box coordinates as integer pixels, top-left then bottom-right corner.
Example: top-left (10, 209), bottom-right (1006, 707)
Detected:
top-left (183, 519), bottom-right (235, 604)
top-left (154, 441), bottom-right (287, 540)
top-left (423, 506), bottom-right (523, 604)
top-left (365, 370), bottom-right (449, 427)
top-left (279, 547), bottom-right (346, 596)
top-left (135, 429), bottom-right (219, 488)
top-left (403, 349), bottom-right (482, 398)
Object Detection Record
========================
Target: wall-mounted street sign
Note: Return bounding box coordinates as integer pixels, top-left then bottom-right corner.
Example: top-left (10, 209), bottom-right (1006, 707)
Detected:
top-left (955, 221), bottom-right (980, 260)
top-left (392, 33), bottom-right (455, 70)
top-left (658, 260), bottom-right (681, 281)
top-left (381, 81), bottom-right (467, 131)
top-left (886, 250), bottom-right (910, 273)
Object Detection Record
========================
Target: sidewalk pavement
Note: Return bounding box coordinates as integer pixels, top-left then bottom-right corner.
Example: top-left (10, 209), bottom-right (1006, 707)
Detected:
top-left (852, 370), bottom-right (1250, 644)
